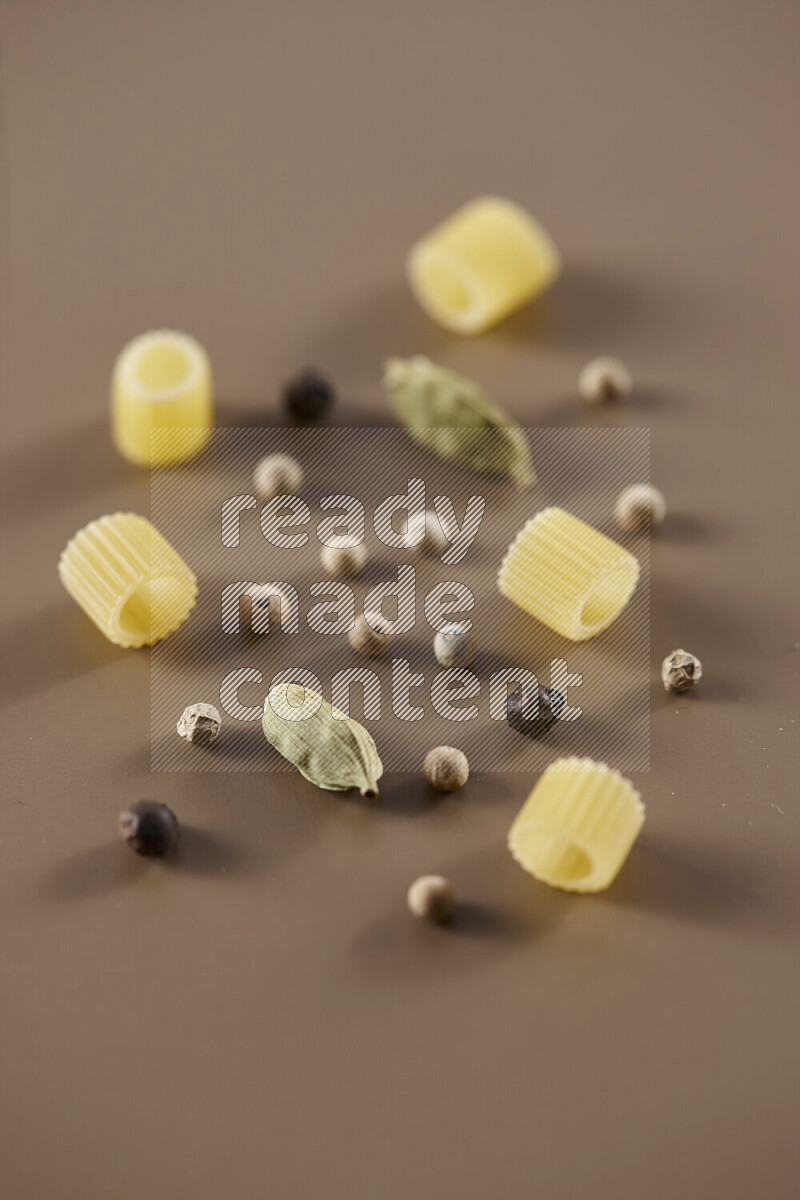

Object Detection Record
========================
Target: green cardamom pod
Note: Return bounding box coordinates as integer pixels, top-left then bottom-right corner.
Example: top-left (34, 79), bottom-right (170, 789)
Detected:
top-left (383, 355), bottom-right (535, 488)
top-left (262, 682), bottom-right (383, 797)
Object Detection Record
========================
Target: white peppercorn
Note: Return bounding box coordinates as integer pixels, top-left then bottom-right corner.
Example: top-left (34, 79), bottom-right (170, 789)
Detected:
top-left (662, 649), bottom-right (703, 693)
top-left (433, 623), bottom-right (476, 668)
top-left (320, 536), bottom-right (367, 579)
top-left (253, 453), bottom-right (304, 499)
top-left (243, 583), bottom-right (296, 634)
top-left (177, 702), bottom-right (221, 745)
top-left (615, 484), bottom-right (667, 532)
top-left (407, 874), bottom-right (457, 923)
top-left (578, 356), bottom-right (633, 403)
top-left (348, 610), bottom-right (394, 657)
top-left (405, 509), bottom-right (450, 556)
top-left (423, 746), bottom-right (469, 792)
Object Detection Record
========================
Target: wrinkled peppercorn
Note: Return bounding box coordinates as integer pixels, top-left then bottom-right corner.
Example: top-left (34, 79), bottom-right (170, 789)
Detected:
top-left (177, 702), bottom-right (221, 745)
top-left (506, 685), bottom-right (564, 739)
top-left (283, 369), bottom-right (335, 423)
top-left (118, 801), bottom-right (180, 857)
top-left (661, 649), bottom-right (702, 694)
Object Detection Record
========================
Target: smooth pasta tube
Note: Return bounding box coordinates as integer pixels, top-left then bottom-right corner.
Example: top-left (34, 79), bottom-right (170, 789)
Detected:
top-left (508, 757), bottom-right (644, 893)
top-left (407, 197), bottom-right (561, 334)
top-left (498, 507), bottom-right (640, 641)
top-left (111, 330), bottom-right (213, 466)
top-left (58, 513), bottom-right (197, 648)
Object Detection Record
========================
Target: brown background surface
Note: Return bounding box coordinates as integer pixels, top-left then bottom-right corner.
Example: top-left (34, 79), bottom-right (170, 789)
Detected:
top-left (1, 2), bottom-right (798, 1198)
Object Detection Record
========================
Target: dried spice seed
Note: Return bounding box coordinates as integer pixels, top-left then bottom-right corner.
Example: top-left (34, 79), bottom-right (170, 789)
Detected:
top-left (320, 537), bottom-right (367, 579)
top-left (433, 624), bottom-right (477, 668)
top-left (615, 484), bottom-right (667, 533)
top-left (405, 509), bottom-right (450, 556)
top-left (119, 801), bottom-right (180, 857)
top-left (177, 702), bottom-right (221, 745)
top-left (578, 356), bottom-right (633, 403)
top-left (384, 356), bottom-right (535, 487)
top-left (253, 453), bottom-right (304, 499)
top-left (662, 649), bottom-right (702, 693)
top-left (262, 682), bottom-right (383, 796)
top-left (423, 746), bottom-right (469, 792)
top-left (407, 875), bottom-right (457, 923)
top-left (506, 685), bottom-right (564, 739)
top-left (243, 583), bottom-right (297, 635)
top-left (348, 611), bottom-right (394, 657)
top-left (283, 369), bottom-right (335, 423)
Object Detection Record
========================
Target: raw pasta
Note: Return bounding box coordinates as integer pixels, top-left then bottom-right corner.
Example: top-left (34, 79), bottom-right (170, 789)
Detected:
top-left (407, 196), bottom-right (561, 334)
top-left (58, 513), bottom-right (197, 647)
top-left (497, 507), bottom-right (640, 640)
top-left (111, 329), bottom-right (213, 466)
top-left (508, 757), bottom-right (644, 892)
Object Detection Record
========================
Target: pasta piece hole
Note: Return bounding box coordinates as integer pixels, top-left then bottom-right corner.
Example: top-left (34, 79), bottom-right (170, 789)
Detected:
top-left (521, 828), bottom-right (593, 885)
top-left (118, 576), bottom-right (188, 642)
top-left (579, 567), bottom-right (635, 633)
top-left (413, 248), bottom-right (481, 322)
top-left (135, 342), bottom-right (191, 392)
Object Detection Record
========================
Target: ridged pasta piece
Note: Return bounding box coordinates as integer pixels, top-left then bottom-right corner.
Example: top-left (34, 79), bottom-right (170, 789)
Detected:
top-left (497, 507), bottom-right (640, 641)
top-left (407, 196), bottom-right (561, 334)
top-left (111, 330), bottom-right (213, 466)
top-left (58, 513), bottom-right (197, 648)
top-left (508, 757), bottom-right (644, 893)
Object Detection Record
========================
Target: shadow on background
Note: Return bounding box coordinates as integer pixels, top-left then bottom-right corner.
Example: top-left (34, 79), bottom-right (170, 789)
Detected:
top-left (604, 833), bottom-right (789, 933)
top-left (305, 279), bottom-right (452, 380)
top-left (658, 511), bottom-right (735, 545)
top-left (488, 263), bottom-right (711, 355)
top-left (38, 825), bottom-right (263, 903)
top-left (1, 601), bottom-right (131, 709)
top-left (531, 383), bottom-right (693, 429)
top-left (0, 415), bottom-right (147, 526)
top-left (488, 264), bottom-right (637, 350)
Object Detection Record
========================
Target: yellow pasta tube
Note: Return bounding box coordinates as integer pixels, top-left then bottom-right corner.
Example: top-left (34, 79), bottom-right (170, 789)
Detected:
top-left (58, 513), bottom-right (197, 648)
top-left (111, 330), bottom-right (213, 466)
top-left (407, 197), bottom-right (561, 334)
top-left (509, 757), bottom-right (644, 893)
top-left (498, 507), bottom-right (640, 641)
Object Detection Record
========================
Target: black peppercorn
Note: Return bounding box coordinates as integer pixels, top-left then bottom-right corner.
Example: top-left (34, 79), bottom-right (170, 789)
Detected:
top-left (118, 800), bottom-right (180, 857)
top-left (283, 369), bottom-right (335, 423)
top-left (507, 685), bottom-right (564, 739)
